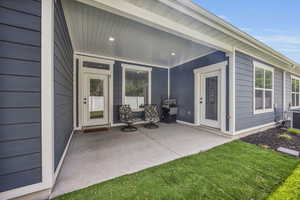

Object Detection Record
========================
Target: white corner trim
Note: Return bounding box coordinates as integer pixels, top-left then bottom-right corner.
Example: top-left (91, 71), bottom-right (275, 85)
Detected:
top-left (168, 67), bottom-right (170, 98)
top-left (283, 71), bottom-right (286, 111)
top-left (234, 122), bottom-right (276, 135)
top-left (53, 131), bottom-right (74, 184)
top-left (73, 54), bottom-right (77, 129)
top-left (176, 120), bottom-right (197, 126)
top-left (121, 63), bottom-right (152, 107)
top-left (41, 0), bottom-right (55, 189)
top-left (228, 49), bottom-right (236, 134)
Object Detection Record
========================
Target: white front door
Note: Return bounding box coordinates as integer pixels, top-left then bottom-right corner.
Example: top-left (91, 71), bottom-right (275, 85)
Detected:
top-left (200, 71), bottom-right (221, 128)
top-left (83, 72), bottom-right (109, 127)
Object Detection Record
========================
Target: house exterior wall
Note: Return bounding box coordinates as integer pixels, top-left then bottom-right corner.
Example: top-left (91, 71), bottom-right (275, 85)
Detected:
top-left (113, 61), bottom-right (168, 123)
top-left (235, 51), bottom-right (284, 131)
top-left (54, 0), bottom-right (74, 171)
top-left (170, 51), bottom-right (229, 126)
top-left (0, 0), bottom-right (42, 192)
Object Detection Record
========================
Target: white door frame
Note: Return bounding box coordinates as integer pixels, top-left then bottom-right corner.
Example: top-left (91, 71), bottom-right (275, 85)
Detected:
top-left (194, 61), bottom-right (227, 132)
top-left (77, 55), bottom-right (114, 129)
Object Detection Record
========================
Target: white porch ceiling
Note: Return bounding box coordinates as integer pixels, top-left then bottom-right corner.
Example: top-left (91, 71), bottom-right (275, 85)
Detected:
top-left (62, 0), bottom-right (216, 67)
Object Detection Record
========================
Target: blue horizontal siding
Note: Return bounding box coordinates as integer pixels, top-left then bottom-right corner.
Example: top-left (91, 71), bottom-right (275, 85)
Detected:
top-left (235, 51), bottom-right (284, 131)
top-left (54, 0), bottom-right (74, 171)
top-left (0, 0), bottom-right (42, 192)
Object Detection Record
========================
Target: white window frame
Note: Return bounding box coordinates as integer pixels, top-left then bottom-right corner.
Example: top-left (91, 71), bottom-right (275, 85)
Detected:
top-left (291, 75), bottom-right (300, 109)
top-left (122, 64), bottom-right (152, 112)
top-left (253, 61), bottom-right (274, 114)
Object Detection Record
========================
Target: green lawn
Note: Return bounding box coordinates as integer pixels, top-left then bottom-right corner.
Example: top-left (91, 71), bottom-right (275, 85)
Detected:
top-left (54, 141), bottom-right (299, 200)
top-left (268, 163), bottom-right (300, 200)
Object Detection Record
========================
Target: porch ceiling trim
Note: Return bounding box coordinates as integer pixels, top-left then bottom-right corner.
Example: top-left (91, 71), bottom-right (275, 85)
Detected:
top-left (75, 51), bottom-right (170, 69)
top-left (75, 0), bottom-right (233, 53)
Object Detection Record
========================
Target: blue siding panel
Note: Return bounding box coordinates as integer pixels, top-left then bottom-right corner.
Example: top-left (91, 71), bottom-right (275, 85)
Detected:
top-left (235, 51), bottom-right (284, 131)
top-left (54, 0), bottom-right (74, 171)
top-left (0, 59), bottom-right (40, 77)
top-left (170, 51), bottom-right (229, 125)
top-left (0, 168), bottom-right (42, 193)
top-left (0, 0), bottom-right (42, 192)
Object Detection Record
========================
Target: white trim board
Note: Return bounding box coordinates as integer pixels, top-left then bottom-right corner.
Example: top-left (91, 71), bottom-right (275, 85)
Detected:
top-left (41, 0), bottom-right (55, 188)
top-left (234, 122), bottom-right (276, 135)
top-left (283, 71), bottom-right (286, 111)
top-left (227, 49), bottom-right (236, 134)
top-left (75, 51), bottom-right (169, 69)
top-left (176, 120), bottom-right (197, 126)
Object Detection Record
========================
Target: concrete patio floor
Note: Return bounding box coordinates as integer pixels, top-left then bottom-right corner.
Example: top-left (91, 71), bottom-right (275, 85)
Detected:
top-left (51, 123), bottom-right (232, 198)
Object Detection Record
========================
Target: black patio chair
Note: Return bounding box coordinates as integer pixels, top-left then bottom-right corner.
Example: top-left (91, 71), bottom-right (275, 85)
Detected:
top-left (144, 104), bottom-right (160, 129)
top-left (119, 105), bottom-right (139, 132)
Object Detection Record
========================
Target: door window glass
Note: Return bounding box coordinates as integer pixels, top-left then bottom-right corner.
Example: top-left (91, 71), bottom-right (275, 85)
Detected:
top-left (89, 79), bottom-right (104, 119)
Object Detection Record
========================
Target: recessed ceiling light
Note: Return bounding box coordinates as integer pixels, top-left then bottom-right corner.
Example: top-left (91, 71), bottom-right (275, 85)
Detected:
top-left (109, 37), bottom-right (115, 42)
top-left (171, 52), bottom-right (176, 56)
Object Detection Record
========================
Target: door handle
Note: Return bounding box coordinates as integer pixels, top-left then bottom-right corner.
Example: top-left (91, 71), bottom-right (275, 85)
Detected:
top-left (83, 98), bottom-right (87, 104)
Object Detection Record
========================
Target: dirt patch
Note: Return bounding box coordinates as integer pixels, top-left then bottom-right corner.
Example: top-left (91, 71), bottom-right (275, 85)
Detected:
top-left (241, 128), bottom-right (300, 152)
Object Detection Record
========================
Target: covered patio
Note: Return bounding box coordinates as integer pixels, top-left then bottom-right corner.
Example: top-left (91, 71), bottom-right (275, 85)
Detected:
top-left (51, 123), bottom-right (231, 198)
top-left (52, 0), bottom-right (232, 198)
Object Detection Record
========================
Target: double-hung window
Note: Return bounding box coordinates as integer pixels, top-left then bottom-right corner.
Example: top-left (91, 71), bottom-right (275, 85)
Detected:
top-left (254, 61), bottom-right (274, 114)
top-left (122, 64), bottom-right (152, 111)
top-left (291, 76), bottom-right (300, 108)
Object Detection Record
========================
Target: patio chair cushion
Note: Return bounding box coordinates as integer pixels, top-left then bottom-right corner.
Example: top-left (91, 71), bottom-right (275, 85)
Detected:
top-left (144, 104), bottom-right (160, 123)
top-left (119, 105), bottom-right (133, 122)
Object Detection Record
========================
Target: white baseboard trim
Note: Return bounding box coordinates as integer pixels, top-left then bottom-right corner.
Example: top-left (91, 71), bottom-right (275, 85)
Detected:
top-left (176, 120), bottom-right (197, 126)
top-left (0, 182), bottom-right (49, 200)
top-left (234, 122), bottom-right (276, 135)
top-left (53, 130), bottom-right (74, 184)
